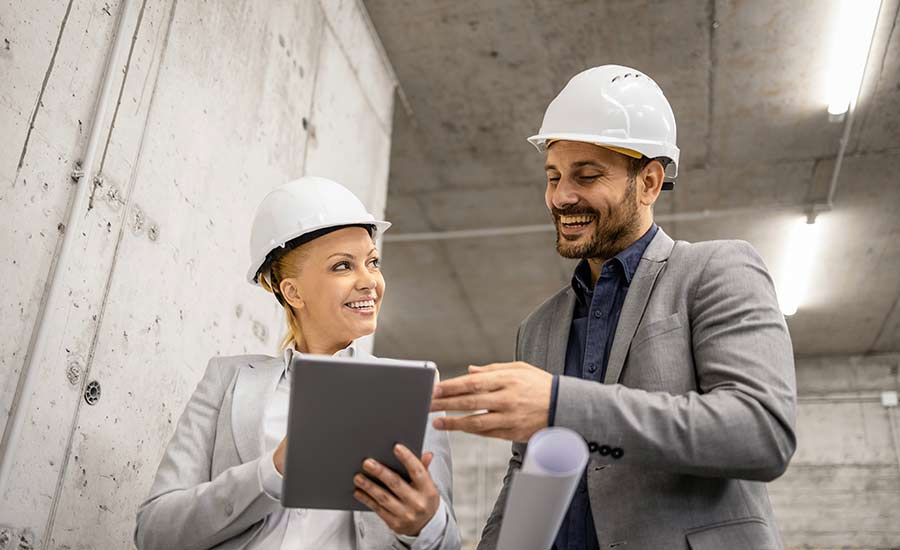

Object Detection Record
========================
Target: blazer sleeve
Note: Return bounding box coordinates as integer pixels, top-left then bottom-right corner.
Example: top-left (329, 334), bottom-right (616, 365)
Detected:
top-left (476, 324), bottom-right (527, 550)
top-left (553, 240), bottom-right (797, 481)
top-left (134, 357), bottom-right (281, 550)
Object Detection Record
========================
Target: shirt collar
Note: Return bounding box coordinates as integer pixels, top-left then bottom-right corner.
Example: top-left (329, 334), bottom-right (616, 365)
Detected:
top-left (282, 340), bottom-right (357, 381)
top-left (570, 223), bottom-right (659, 303)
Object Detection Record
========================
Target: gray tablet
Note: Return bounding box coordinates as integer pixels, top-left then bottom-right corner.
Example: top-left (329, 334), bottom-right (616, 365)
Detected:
top-left (281, 353), bottom-right (437, 510)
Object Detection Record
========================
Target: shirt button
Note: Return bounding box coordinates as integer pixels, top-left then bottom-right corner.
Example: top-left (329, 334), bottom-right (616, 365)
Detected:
top-left (593, 310), bottom-right (602, 319)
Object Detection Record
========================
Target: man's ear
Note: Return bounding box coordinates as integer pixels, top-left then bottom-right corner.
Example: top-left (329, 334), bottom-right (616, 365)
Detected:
top-left (640, 160), bottom-right (665, 206)
top-left (279, 279), bottom-right (305, 310)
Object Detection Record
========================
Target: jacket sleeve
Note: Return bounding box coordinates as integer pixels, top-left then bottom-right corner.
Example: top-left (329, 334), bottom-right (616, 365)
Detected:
top-left (554, 240), bottom-right (797, 481)
top-left (134, 357), bottom-right (281, 550)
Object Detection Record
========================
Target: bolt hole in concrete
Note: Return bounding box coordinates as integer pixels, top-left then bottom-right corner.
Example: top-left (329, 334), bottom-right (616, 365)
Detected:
top-left (84, 381), bottom-right (101, 405)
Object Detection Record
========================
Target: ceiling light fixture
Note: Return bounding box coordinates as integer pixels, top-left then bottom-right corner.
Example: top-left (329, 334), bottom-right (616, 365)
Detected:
top-left (778, 214), bottom-right (823, 317)
top-left (826, 0), bottom-right (882, 119)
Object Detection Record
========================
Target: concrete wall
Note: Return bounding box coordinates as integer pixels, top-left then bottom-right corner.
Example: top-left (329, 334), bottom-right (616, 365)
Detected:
top-left (449, 354), bottom-right (900, 550)
top-left (769, 354), bottom-right (900, 549)
top-left (0, 1), bottom-right (395, 548)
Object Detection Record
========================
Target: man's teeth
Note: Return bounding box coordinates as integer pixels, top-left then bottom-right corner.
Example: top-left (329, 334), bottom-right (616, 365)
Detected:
top-left (346, 300), bottom-right (375, 309)
top-left (560, 215), bottom-right (595, 225)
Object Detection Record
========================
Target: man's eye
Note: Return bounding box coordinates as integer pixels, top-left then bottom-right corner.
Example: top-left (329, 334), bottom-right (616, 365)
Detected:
top-left (547, 176), bottom-right (560, 184)
top-left (579, 175), bottom-right (600, 182)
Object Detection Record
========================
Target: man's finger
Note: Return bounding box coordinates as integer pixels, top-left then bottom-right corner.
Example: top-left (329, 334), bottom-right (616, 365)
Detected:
top-left (433, 371), bottom-right (508, 399)
top-left (430, 390), bottom-right (506, 413)
top-left (422, 451), bottom-right (434, 470)
top-left (468, 362), bottom-right (524, 373)
top-left (432, 412), bottom-right (508, 434)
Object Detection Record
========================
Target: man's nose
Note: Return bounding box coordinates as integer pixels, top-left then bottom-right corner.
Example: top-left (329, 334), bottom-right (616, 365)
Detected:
top-left (551, 177), bottom-right (580, 210)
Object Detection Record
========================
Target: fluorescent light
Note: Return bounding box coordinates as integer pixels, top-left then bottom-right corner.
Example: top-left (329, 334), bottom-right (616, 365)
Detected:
top-left (825, 0), bottom-right (882, 116)
top-left (778, 218), bottom-right (822, 316)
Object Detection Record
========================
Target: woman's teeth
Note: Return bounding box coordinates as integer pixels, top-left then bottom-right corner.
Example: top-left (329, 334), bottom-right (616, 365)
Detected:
top-left (345, 299), bottom-right (375, 310)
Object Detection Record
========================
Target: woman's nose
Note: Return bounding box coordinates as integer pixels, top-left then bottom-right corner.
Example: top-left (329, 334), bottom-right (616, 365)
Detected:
top-left (356, 271), bottom-right (377, 290)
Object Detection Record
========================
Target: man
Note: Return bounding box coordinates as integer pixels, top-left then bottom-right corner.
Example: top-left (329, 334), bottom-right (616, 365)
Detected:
top-left (430, 65), bottom-right (797, 550)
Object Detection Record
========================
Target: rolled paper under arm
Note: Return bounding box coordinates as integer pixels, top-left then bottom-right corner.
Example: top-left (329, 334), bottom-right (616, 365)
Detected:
top-left (496, 427), bottom-right (590, 550)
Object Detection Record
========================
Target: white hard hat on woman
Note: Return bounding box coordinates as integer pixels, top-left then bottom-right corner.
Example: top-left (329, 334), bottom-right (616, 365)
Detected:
top-left (247, 176), bottom-right (391, 286)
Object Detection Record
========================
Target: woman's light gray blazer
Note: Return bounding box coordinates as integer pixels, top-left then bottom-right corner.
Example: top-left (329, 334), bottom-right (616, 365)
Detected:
top-left (134, 352), bottom-right (460, 550)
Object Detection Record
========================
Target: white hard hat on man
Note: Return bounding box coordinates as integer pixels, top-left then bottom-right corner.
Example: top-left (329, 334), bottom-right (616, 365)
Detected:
top-left (528, 64), bottom-right (680, 189)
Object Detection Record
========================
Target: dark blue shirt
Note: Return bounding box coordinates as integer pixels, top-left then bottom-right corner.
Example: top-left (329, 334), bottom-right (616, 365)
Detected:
top-left (549, 224), bottom-right (659, 550)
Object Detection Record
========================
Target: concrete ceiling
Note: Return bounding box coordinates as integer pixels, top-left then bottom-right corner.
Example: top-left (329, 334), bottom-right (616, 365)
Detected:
top-left (364, 0), bottom-right (900, 376)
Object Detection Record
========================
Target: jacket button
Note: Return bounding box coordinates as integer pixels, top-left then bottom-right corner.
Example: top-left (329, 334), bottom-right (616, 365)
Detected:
top-left (224, 502), bottom-right (234, 517)
top-left (588, 441), bottom-right (599, 452)
top-left (598, 445), bottom-right (611, 456)
top-left (611, 447), bottom-right (624, 459)
top-left (587, 363), bottom-right (597, 373)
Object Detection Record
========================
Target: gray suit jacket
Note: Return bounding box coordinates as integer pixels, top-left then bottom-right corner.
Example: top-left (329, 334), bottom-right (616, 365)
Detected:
top-left (135, 352), bottom-right (460, 550)
top-left (478, 228), bottom-right (796, 550)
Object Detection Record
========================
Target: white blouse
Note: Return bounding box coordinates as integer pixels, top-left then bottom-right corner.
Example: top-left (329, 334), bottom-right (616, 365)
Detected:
top-left (249, 343), bottom-right (448, 549)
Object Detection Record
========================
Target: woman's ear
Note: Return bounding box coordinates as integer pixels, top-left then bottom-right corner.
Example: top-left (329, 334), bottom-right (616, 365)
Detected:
top-left (279, 278), bottom-right (305, 309)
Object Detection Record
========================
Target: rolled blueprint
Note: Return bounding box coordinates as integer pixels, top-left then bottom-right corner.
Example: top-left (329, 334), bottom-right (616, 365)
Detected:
top-left (496, 427), bottom-right (590, 550)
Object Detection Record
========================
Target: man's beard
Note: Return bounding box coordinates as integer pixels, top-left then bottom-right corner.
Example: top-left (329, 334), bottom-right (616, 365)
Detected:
top-left (553, 178), bottom-right (642, 260)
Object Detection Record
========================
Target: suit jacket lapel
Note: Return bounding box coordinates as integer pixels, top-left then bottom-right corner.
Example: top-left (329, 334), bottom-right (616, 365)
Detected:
top-left (545, 288), bottom-right (576, 376)
top-left (604, 229), bottom-right (676, 385)
top-left (231, 356), bottom-right (284, 463)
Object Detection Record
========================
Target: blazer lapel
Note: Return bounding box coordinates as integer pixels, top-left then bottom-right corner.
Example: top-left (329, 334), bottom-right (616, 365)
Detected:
top-left (545, 288), bottom-right (576, 376)
top-left (231, 356), bottom-right (284, 463)
top-left (604, 229), bottom-right (676, 385)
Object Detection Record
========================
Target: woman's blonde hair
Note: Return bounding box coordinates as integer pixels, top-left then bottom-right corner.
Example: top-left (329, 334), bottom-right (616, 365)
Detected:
top-left (255, 224), bottom-right (376, 351)
top-left (257, 245), bottom-right (307, 350)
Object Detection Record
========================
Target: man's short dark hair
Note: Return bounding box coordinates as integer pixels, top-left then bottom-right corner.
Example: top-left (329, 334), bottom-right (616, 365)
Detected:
top-left (626, 156), bottom-right (670, 182)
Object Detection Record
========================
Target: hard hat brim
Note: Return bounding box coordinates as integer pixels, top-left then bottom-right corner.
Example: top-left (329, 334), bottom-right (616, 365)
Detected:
top-left (526, 132), bottom-right (680, 181)
top-left (247, 219), bottom-right (391, 285)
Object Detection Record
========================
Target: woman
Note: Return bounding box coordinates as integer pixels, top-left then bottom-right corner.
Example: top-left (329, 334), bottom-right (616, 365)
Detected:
top-left (135, 177), bottom-right (460, 550)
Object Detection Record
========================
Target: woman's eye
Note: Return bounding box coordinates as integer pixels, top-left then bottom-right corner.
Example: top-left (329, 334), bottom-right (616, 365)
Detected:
top-left (368, 258), bottom-right (381, 269)
top-left (332, 261), bottom-right (351, 271)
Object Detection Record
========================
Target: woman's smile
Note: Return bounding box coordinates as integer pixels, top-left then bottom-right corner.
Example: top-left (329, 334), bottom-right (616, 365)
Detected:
top-left (344, 297), bottom-right (377, 316)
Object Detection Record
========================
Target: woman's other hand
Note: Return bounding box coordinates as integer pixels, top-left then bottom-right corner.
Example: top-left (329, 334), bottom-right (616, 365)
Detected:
top-left (353, 444), bottom-right (441, 536)
top-left (274, 437), bottom-right (287, 475)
